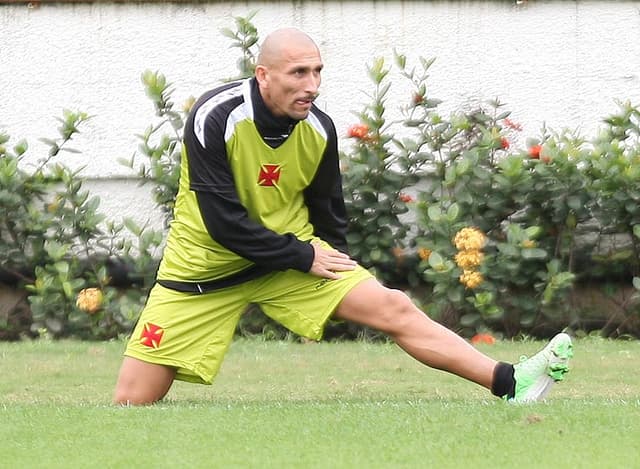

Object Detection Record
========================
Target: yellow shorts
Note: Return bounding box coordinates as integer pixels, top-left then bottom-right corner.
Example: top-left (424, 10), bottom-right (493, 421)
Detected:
top-left (124, 265), bottom-right (373, 384)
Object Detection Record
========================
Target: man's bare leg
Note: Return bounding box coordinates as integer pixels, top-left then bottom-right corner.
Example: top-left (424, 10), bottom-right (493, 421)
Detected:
top-left (334, 278), bottom-right (496, 389)
top-left (113, 356), bottom-right (176, 405)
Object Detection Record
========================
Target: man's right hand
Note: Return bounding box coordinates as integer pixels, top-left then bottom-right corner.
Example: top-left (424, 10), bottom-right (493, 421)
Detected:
top-left (309, 241), bottom-right (357, 280)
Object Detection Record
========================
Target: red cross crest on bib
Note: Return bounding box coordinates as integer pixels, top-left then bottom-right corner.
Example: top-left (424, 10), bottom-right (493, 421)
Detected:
top-left (258, 164), bottom-right (281, 187)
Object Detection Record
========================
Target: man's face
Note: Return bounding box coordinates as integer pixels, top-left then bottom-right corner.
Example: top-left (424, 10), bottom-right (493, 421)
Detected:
top-left (257, 43), bottom-right (323, 120)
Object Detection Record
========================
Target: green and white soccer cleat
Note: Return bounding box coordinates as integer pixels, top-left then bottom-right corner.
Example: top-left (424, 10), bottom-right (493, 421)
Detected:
top-left (509, 332), bottom-right (574, 403)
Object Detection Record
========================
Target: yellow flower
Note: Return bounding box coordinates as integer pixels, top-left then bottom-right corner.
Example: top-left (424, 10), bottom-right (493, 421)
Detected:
top-left (521, 239), bottom-right (537, 248)
top-left (182, 96), bottom-right (196, 114)
top-left (76, 288), bottom-right (103, 314)
top-left (460, 270), bottom-right (484, 289)
top-left (453, 227), bottom-right (487, 251)
top-left (454, 249), bottom-right (484, 269)
top-left (417, 247), bottom-right (432, 261)
top-left (47, 203), bottom-right (59, 213)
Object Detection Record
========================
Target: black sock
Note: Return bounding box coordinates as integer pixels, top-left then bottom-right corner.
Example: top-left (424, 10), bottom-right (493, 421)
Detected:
top-left (491, 362), bottom-right (515, 398)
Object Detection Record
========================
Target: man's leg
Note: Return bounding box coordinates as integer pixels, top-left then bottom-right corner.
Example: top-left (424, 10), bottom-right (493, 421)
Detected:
top-left (113, 357), bottom-right (176, 405)
top-left (112, 283), bottom-right (247, 405)
top-left (334, 278), bottom-right (497, 389)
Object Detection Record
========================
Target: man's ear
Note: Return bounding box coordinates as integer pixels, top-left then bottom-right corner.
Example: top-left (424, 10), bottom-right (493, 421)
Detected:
top-left (255, 65), bottom-right (268, 87)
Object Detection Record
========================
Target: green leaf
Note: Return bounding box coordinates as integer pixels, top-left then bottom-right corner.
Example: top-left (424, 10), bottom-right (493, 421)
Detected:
top-left (444, 165), bottom-right (457, 186)
top-left (427, 205), bottom-right (442, 221)
top-left (554, 272), bottom-right (576, 285)
top-left (420, 98), bottom-right (441, 109)
top-left (447, 288), bottom-right (463, 303)
top-left (525, 226), bottom-right (543, 239)
top-left (13, 139), bottom-right (28, 156)
top-left (86, 195), bottom-right (101, 213)
top-left (455, 158), bottom-right (471, 176)
top-left (485, 306), bottom-right (504, 317)
top-left (428, 251), bottom-right (444, 269)
top-left (520, 312), bottom-right (536, 327)
top-left (496, 243), bottom-right (518, 257)
top-left (420, 56), bottom-right (437, 71)
top-left (219, 27), bottom-right (238, 40)
top-left (521, 248), bottom-right (547, 259)
top-left (54, 261), bottom-right (69, 275)
top-left (446, 203), bottom-right (460, 222)
top-left (393, 50), bottom-right (407, 69)
top-left (460, 313), bottom-right (480, 327)
top-left (123, 218), bottom-right (141, 236)
top-left (45, 241), bottom-right (69, 260)
top-left (567, 195), bottom-right (582, 210)
top-left (346, 232), bottom-right (363, 245)
top-left (62, 281), bottom-right (74, 299)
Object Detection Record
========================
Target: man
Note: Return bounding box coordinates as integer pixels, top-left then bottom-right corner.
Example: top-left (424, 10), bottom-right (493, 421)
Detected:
top-left (113, 28), bottom-right (573, 405)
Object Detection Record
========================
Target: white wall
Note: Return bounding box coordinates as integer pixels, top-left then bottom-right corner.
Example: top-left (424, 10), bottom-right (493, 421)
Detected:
top-left (1, 1), bottom-right (639, 230)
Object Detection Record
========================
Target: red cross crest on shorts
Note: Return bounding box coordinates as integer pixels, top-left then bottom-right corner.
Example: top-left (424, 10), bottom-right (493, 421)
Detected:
top-left (140, 323), bottom-right (164, 349)
top-left (258, 164), bottom-right (281, 187)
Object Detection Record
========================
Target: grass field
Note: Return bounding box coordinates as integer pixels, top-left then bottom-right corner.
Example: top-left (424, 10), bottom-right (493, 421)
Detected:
top-left (1, 337), bottom-right (639, 468)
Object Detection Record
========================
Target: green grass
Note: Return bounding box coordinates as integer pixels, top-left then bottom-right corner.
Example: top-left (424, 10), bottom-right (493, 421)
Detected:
top-left (1, 338), bottom-right (639, 468)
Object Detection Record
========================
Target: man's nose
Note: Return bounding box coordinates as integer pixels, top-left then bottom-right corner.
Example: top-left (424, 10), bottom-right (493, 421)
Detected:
top-left (304, 72), bottom-right (321, 94)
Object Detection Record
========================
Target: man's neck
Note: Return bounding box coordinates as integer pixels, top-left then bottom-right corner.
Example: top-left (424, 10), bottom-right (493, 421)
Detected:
top-left (251, 78), bottom-right (297, 148)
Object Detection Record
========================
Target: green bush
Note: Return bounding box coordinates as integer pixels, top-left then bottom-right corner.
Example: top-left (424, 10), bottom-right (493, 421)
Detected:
top-left (3, 13), bottom-right (640, 341)
top-left (341, 52), bottom-right (640, 338)
top-left (0, 112), bottom-right (164, 340)
top-left (341, 57), bottom-right (424, 286)
top-left (117, 14), bottom-right (640, 339)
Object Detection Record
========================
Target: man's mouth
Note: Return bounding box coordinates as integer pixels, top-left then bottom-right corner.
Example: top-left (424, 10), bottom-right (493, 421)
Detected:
top-left (296, 95), bottom-right (317, 106)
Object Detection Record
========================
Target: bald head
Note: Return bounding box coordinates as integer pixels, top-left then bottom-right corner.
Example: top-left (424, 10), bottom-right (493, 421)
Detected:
top-left (254, 28), bottom-right (323, 120)
top-left (257, 28), bottom-right (320, 68)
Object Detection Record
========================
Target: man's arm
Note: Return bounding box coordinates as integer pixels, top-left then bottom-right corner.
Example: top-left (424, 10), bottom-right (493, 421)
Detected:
top-left (195, 190), bottom-right (314, 272)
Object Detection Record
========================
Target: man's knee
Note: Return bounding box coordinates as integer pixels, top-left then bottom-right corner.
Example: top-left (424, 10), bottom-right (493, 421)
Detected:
top-left (113, 356), bottom-right (176, 405)
top-left (365, 287), bottom-right (421, 334)
top-left (336, 280), bottom-right (424, 333)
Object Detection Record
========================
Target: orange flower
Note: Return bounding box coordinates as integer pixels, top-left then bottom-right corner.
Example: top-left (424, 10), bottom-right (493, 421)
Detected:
top-left (529, 144), bottom-right (542, 159)
top-left (453, 227), bottom-right (487, 252)
top-left (459, 270), bottom-right (484, 289)
top-left (500, 137), bottom-right (510, 150)
top-left (76, 288), bottom-right (103, 314)
top-left (471, 333), bottom-right (496, 345)
top-left (347, 123), bottom-right (370, 139)
top-left (455, 250), bottom-right (484, 269)
top-left (399, 192), bottom-right (414, 203)
top-left (503, 118), bottom-right (523, 131)
top-left (417, 247), bottom-right (432, 261)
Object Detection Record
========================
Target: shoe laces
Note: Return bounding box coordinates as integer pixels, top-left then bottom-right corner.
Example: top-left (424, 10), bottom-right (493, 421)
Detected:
top-left (518, 347), bottom-right (571, 382)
